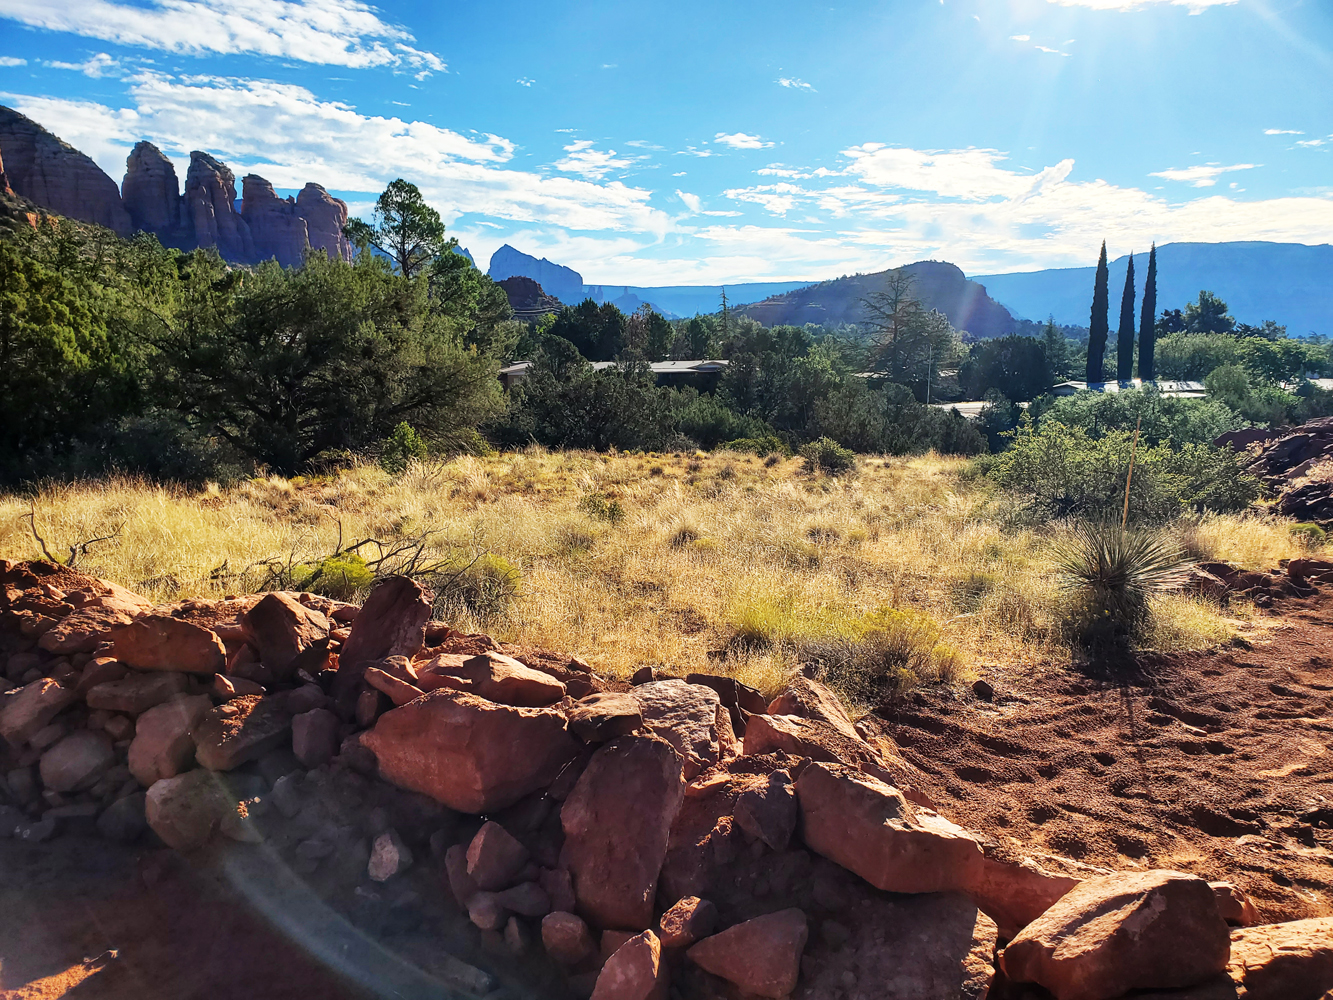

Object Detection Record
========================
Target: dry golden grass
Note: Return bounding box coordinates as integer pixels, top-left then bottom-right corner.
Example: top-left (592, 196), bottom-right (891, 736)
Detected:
top-left (0, 449), bottom-right (1308, 697)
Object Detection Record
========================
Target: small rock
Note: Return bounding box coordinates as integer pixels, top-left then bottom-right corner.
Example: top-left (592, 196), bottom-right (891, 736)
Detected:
top-left (144, 770), bottom-right (231, 850)
top-left (103, 714), bottom-right (134, 741)
top-left (128, 695), bottom-right (212, 787)
top-left (1227, 916), bottom-right (1333, 1000)
top-left (336, 576), bottom-right (431, 670)
top-left (363, 666), bottom-right (425, 707)
top-left (97, 792), bottom-right (147, 842)
top-left (631, 680), bottom-right (725, 780)
top-left (658, 896), bottom-right (719, 949)
top-left (40, 730), bottom-right (115, 792)
top-left (504, 915), bottom-right (531, 955)
top-left (567, 692), bottom-right (643, 743)
top-left (591, 929), bottom-right (667, 1000)
top-left (444, 843), bottom-right (480, 906)
top-left (291, 708), bottom-right (340, 768)
top-left (1210, 880), bottom-right (1259, 927)
top-left (86, 672), bottom-right (189, 716)
top-left (108, 615), bottom-right (227, 674)
top-left (494, 881), bottom-right (551, 917)
top-left (468, 891), bottom-right (509, 931)
top-left (417, 651), bottom-right (566, 707)
top-left (74, 657), bottom-right (127, 697)
top-left (0, 678), bottom-right (76, 746)
top-left (972, 679), bottom-right (995, 701)
top-left (193, 694), bottom-right (292, 771)
top-left (241, 593), bottom-right (330, 680)
top-left (467, 821), bottom-right (531, 891)
top-left (212, 674), bottom-right (264, 699)
top-left (285, 683), bottom-right (328, 714)
top-left (733, 769), bottom-right (797, 851)
top-left (686, 909), bottom-right (808, 999)
top-left (368, 828), bottom-right (413, 882)
top-left (539, 867), bottom-right (577, 914)
top-left (354, 687), bottom-right (383, 728)
top-left (542, 911), bottom-right (597, 966)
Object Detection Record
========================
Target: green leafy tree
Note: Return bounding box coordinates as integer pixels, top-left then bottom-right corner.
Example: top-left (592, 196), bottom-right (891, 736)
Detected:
top-left (1184, 291), bottom-right (1235, 335)
top-left (1139, 244), bottom-right (1158, 382)
top-left (1087, 242), bottom-right (1110, 383)
top-left (1116, 252), bottom-right (1136, 382)
top-left (547, 299), bottom-right (626, 361)
top-left (959, 335), bottom-right (1052, 402)
top-left (343, 179), bottom-right (448, 279)
top-left (1042, 316), bottom-right (1072, 379)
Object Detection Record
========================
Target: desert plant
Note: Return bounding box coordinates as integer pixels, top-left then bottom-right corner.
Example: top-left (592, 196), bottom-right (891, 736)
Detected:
top-left (1054, 522), bottom-right (1189, 653)
top-left (797, 607), bottom-right (964, 705)
top-left (437, 552), bottom-right (522, 618)
top-left (1289, 522), bottom-right (1327, 549)
top-left (578, 491), bottom-right (626, 524)
top-left (799, 437), bottom-right (855, 475)
top-left (380, 422), bottom-right (428, 475)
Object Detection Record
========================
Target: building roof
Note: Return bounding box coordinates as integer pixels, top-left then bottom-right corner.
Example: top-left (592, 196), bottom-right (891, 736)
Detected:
top-left (1051, 379), bottom-right (1206, 397)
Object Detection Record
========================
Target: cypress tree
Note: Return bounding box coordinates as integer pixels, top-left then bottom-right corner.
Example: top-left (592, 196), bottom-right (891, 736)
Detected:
top-left (1087, 241), bottom-right (1110, 384)
top-left (1139, 243), bottom-right (1158, 382)
top-left (1116, 252), bottom-right (1136, 382)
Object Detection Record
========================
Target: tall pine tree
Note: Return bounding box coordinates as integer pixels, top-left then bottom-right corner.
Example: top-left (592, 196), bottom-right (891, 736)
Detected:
top-left (1116, 252), bottom-right (1136, 382)
top-left (1139, 243), bottom-right (1158, 382)
top-left (1087, 241), bottom-right (1110, 384)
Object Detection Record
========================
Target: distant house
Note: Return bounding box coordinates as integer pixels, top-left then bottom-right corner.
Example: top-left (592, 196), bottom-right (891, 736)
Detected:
top-left (498, 359), bottom-right (729, 391)
top-left (1050, 379), bottom-right (1206, 399)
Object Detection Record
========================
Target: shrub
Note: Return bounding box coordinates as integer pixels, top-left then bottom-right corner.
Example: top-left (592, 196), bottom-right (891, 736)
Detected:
top-left (1290, 522), bottom-right (1327, 548)
top-left (380, 422), bottom-right (427, 474)
top-left (294, 553), bottom-right (374, 600)
top-left (722, 435), bottom-right (789, 456)
top-left (578, 491), bottom-right (626, 524)
top-left (1054, 522), bottom-right (1188, 655)
top-left (799, 437), bottom-right (856, 475)
top-left (437, 552), bottom-right (521, 618)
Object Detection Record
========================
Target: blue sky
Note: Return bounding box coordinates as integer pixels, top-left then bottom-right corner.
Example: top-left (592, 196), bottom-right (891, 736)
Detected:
top-left (0, 0), bottom-right (1330, 284)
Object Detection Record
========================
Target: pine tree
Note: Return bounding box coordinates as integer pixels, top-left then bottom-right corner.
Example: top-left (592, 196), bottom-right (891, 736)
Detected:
top-left (1116, 252), bottom-right (1136, 382)
top-left (1087, 241), bottom-right (1110, 384)
top-left (1042, 315), bottom-right (1069, 378)
top-left (1139, 243), bottom-right (1158, 382)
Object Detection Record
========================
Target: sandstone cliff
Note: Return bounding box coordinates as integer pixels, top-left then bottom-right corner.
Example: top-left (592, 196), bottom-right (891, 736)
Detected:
top-left (121, 141), bottom-right (182, 240)
top-left (0, 105), bottom-right (131, 236)
top-left (241, 174), bottom-right (309, 268)
top-left (295, 183), bottom-right (352, 263)
top-left (0, 143), bottom-right (11, 196)
top-left (184, 152), bottom-right (255, 262)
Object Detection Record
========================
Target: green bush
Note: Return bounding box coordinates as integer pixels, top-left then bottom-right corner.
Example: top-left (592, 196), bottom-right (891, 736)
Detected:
top-left (295, 553), bottom-right (375, 600)
top-left (438, 552), bottom-right (522, 617)
top-left (1290, 523), bottom-right (1327, 548)
top-left (797, 607), bottom-right (965, 704)
top-left (578, 492), bottom-right (626, 524)
top-left (721, 435), bottom-right (790, 456)
top-left (799, 436), bottom-right (856, 475)
top-left (380, 421), bottom-right (428, 474)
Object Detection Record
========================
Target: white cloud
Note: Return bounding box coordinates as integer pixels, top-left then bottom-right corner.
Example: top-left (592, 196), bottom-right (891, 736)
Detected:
top-left (1265, 128), bottom-right (1304, 135)
top-left (45, 52), bottom-right (121, 77)
top-left (1297, 138), bottom-right (1330, 148)
top-left (2, 74), bottom-right (670, 235)
top-left (776, 77), bottom-right (815, 92)
top-left (714, 132), bottom-right (775, 150)
top-left (677, 190), bottom-right (701, 213)
top-left (1045, 0), bottom-right (1236, 11)
top-left (1149, 162), bottom-right (1257, 187)
top-left (516, 78), bottom-right (534, 87)
top-left (841, 144), bottom-right (1051, 200)
top-left (676, 146), bottom-right (713, 158)
top-left (1035, 45), bottom-right (1070, 56)
top-left (1010, 34), bottom-right (1031, 41)
top-left (0, 56), bottom-right (26, 66)
top-left (553, 140), bottom-right (636, 181)
top-left (0, 0), bottom-right (447, 72)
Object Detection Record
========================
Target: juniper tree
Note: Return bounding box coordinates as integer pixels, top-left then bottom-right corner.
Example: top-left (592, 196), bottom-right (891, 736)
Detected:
top-left (1139, 244), bottom-right (1158, 382)
top-left (1117, 252), bottom-right (1136, 382)
top-left (1087, 242), bottom-right (1109, 384)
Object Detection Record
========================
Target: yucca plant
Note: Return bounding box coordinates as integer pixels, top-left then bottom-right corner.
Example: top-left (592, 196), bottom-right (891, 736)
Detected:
top-left (1055, 521), bottom-right (1189, 653)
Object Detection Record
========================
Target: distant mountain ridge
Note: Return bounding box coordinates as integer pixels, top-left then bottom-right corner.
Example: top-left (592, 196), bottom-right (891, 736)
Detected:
top-left (738, 260), bottom-right (1016, 339)
top-left (977, 242), bottom-right (1333, 336)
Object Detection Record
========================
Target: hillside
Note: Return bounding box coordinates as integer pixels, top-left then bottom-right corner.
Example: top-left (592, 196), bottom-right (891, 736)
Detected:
top-left (978, 242), bottom-right (1333, 336)
top-left (738, 260), bottom-right (1017, 338)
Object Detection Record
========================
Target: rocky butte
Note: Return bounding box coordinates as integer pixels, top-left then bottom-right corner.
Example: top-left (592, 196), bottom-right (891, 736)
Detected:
top-left (0, 106), bottom-right (351, 266)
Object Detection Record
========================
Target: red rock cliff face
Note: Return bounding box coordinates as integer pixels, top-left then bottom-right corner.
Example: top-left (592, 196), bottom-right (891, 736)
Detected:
top-left (295, 183), bottom-right (352, 262)
top-left (241, 174), bottom-right (309, 268)
top-left (185, 151), bottom-right (254, 263)
top-left (0, 144), bottom-right (12, 196)
top-left (121, 141), bottom-right (181, 238)
top-left (0, 105), bottom-right (131, 235)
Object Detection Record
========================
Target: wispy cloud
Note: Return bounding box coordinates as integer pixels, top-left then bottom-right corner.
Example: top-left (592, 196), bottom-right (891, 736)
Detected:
top-left (516, 77), bottom-right (534, 87)
top-left (1045, 0), bottom-right (1236, 11)
top-left (0, 56), bottom-right (26, 66)
top-left (553, 139), bottom-right (636, 181)
top-left (776, 77), bottom-right (815, 92)
top-left (1035, 45), bottom-right (1070, 56)
top-left (0, 0), bottom-right (447, 73)
top-left (45, 52), bottom-right (121, 77)
top-left (1265, 128), bottom-right (1304, 136)
top-left (1010, 34), bottom-right (1031, 41)
top-left (714, 131), bottom-right (775, 150)
top-left (1149, 162), bottom-right (1258, 187)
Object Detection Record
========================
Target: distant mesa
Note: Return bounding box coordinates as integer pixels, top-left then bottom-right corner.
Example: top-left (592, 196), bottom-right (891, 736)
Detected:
top-left (739, 260), bottom-right (1016, 340)
top-left (488, 244), bottom-right (585, 305)
top-left (497, 275), bottom-right (564, 322)
top-left (0, 105), bottom-right (352, 266)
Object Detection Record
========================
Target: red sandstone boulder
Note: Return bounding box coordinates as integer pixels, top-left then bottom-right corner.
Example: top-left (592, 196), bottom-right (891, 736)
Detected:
top-left (1227, 917), bottom-right (1333, 1000)
top-left (733, 768), bottom-right (796, 851)
top-left (592, 930), bottom-right (667, 1000)
top-left (241, 593), bottom-right (329, 679)
top-left (192, 694), bottom-right (292, 771)
top-left (37, 603), bottom-right (139, 655)
top-left (86, 672), bottom-right (188, 715)
top-left (567, 692), bottom-right (643, 742)
top-left (1211, 881), bottom-right (1260, 927)
top-left (542, 911), bottom-right (597, 966)
top-left (631, 680), bottom-right (725, 779)
top-left (39, 729), bottom-right (115, 792)
top-left (108, 615), bottom-right (227, 674)
top-left (1000, 870), bottom-right (1232, 1000)
top-left (962, 851), bottom-right (1082, 938)
top-left (417, 651), bottom-right (565, 707)
top-left (338, 576), bottom-right (431, 668)
top-left (657, 896), bottom-right (718, 948)
top-left (0, 678), bottom-right (75, 746)
top-left (686, 909), bottom-right (808, 999)
top-left (561, 735), bottom-right (686, 930)
top-left (744, 712), bottom-right (903, 783)
top-left (467, 821), bottom-right (531, 891)
top-left (796, 762), bottom-right (983, 894)
top-left (145, 769), bottom-right (232, 850)
top-left (128, 694), bottom-right (213, 786)
top-left (767, 674), bottom-right (858, 736)
top-left (291, 707), bottom-right (339, 768)
top-left (444, 843), bottom-right (479, 906)
top-left (362, 688), bottom-right (579, 813)
top-left (363, 666), bottom-right (425, 706)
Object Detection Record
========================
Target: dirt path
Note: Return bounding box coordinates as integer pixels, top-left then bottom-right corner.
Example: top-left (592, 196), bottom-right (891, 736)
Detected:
top-left (862, 593), bottom-right (1333, 922)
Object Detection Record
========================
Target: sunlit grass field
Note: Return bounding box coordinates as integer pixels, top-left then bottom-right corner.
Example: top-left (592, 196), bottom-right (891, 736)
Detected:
top-left (0, 449), bottom-right (1309, 702)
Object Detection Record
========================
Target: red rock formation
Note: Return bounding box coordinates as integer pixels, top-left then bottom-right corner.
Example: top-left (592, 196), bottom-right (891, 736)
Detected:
top-left (241, 174), bottom-right (309, 268)
top-left (0, 143), bottom-right (11, 196)
top-left (296, 182), bottom-right (352, 262)
top-left (0, 105), bottom-right (131, 235)
top-left (184, 151), bottom-right (254, 262)
top-left (121, 141), bottom-right (181, 237)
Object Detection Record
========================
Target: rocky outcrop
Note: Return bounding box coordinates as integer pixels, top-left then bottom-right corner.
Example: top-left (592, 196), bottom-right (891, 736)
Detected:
top-left (0, 105), bottom-right (131, 235)
top-left (295, 183), bottom-right (352, 262)
top-left (121, 141), bottom-right (182, 239)
top-left (0, 143), bottom-right (11, 196)
top-left (241, 174), bottom-right (310, 268)
top-left (184, 151), bottom-right (254, 262)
